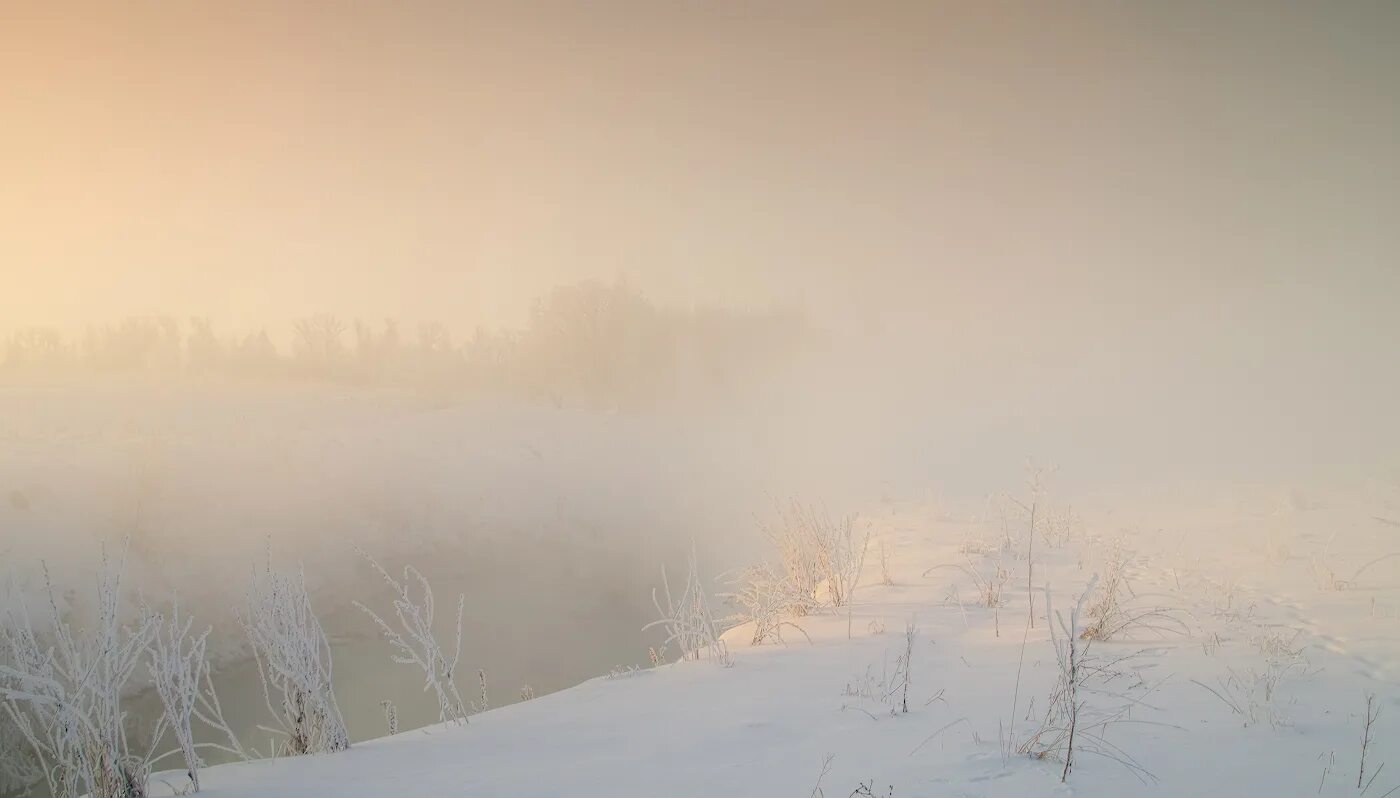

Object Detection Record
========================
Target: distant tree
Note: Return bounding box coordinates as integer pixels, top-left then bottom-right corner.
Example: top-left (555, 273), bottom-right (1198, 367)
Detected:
top-left (186, 317), bottom-right (224, 372)
top-left (352, 319), bottom-right (405, 383)
top-left (4, 327), bottom-right (68, 369)
top-left (462, 326), bottom-right (515, 390)
top-left (229, 329), bottom-right (280, 376)
top-left (417, 321), bottom-right (452, 356)
top-left (517, 279), bottom-right (662, 407)
top-left (293, 314), bottom-right (347, 376)
top-left (82, 316), bottom-right (181, 371)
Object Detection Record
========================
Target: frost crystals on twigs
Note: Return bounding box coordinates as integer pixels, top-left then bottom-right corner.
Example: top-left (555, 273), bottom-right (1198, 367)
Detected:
top-left (1020, 577), bottom-right (1161, 784)
top-left (144, 597), bottom-right (251, 793)
top-left (0, 544), bottom-right (156, 798)
top-left (353, 549), bottom-right (467, 725)
top-left (645, 547), bottom-right (732, 667)
top-left (239, 552), bottom-right (348, 756)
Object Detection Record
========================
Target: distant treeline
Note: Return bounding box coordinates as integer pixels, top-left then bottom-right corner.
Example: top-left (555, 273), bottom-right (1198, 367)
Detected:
top-left (3, 281), bottom-right (812, 407)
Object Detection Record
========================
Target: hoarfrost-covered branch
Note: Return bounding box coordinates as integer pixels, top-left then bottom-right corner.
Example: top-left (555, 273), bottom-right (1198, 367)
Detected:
top-left (353, 549), bottom-right (467, 725)
top-left (238, 553), bottom-right (348, 756)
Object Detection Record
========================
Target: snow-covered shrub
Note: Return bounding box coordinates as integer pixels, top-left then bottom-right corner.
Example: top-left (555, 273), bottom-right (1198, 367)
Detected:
top-left (760, 502), bottom-right (823, 614)
top-left (817, 512), bottom-right (871, 608)
top-left (1080, 541), bottom-right (1186, 642)
top-left (720, 562), bottom-right (814, 646)
top-left (1204, 575), bottom-right (1255, 622)
top-left (1196, 617), bottom-right (1309, 730)
top-left (1195, 623), bottom-right (1309, 730)
top-left (957, 528), bottom-right (994, 557)
top-left (644, 548), bottom-right (731, 667)
top-left (761, 500), bottom-right (871, 610)
top-left (1039, 504), bottom-right (1078, 549)
top-left (605, 664), bottom-right (641, 680)
top-left (144, 600), bottom-right (249, 793)
top-left (0, 549), bottom-right (158, 798)
top-left (238, 557), bottom-right (348, 756)
top-left (1194, 658), bottom-right (1304, 729)
top-left (145, 607), bottom-right (202, 792)
top-left (1080, 541), bottom-right (1131, 639)
top-left (1021, 578), bottom-right (1157, 784)
top-left (1249, 629), bottom-right (1303, 661)
top-left (353, 550), bottom-right (467, 724)
top-left (840, 664), bottom-right (891, 719)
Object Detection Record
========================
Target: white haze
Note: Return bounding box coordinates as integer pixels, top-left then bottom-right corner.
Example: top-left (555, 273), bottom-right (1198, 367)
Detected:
top-left (1, 2), bottom-right (1398, 789)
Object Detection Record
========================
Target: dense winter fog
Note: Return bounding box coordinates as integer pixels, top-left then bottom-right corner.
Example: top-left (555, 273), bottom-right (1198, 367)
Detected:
top-left (2, 286), bottom-right (1395, 758)
top-left (2, 2), bottom-right (1398, 795)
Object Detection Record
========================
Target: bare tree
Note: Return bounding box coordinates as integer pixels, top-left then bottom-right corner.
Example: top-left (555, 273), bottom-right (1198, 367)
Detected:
top-left (292, 314), bottom-right (347, 372)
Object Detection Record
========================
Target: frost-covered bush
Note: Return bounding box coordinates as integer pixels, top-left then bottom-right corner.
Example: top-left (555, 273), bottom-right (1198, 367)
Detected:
top-left (0, 549), bottom-right (157, 798)
top-left (1194, 629), bottom-right (1310, 730)
top-left (1039, 504), bottom-right (1078, 549)
top-left (645, 549), bottom-right (731, 667)
top-left (720, 562), bottom-right (814, 646)
top-left (353, 550), bottom-right (467, 725)
top-left (762, 500), bottom-right (870, 611)
top-left (144, 600), bottom-right (249, 792)
top-left (1195, 659), bottom-right (1305, 729)
top-left (1020, 578), bottom-right (1157, 784)
top-left (926, 555), bottom-right (1009, 609)
top-left (725, 501), bottom-right (871, 650)
top-left (1080, 540), bottom-right (1186, 642)
top-left (238, 557), bottom-right (348, 756)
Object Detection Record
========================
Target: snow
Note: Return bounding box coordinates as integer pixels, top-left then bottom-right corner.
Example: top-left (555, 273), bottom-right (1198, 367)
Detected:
top-left (176, 487), bottom-right (1399, 798)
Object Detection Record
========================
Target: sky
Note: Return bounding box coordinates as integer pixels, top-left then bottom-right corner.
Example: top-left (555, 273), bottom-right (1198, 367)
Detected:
top-left (1, 1), bottom-right (1397, 354)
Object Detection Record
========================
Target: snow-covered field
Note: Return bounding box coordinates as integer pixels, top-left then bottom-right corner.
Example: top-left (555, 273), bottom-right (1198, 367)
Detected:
top-left (168, 483), bottom-right (1399, 798)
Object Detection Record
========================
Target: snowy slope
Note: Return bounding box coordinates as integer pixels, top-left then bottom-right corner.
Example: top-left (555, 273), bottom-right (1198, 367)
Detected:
top-left (177, 486), bottom-right (1400, 798)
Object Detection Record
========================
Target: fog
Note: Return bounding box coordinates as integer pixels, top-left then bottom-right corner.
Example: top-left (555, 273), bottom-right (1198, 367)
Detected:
top-left (2, 2), bottom-right (1398, 792)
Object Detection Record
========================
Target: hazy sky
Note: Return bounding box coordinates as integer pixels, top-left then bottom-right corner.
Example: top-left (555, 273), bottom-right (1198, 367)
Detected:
top-left (2, 1), bottom-right (1397, 347)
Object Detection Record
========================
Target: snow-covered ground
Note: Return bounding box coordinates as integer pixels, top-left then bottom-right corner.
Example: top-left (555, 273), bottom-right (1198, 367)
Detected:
top-left (175, 484), bottom-right (1400, 798)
